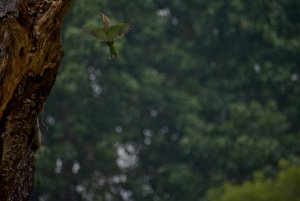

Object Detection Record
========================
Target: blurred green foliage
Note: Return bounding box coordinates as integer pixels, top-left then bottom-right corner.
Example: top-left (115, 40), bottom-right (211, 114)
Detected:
top-left (33, 0), bottom-right (300, 201)
top-left (208, 160), bottom-right (300, 201)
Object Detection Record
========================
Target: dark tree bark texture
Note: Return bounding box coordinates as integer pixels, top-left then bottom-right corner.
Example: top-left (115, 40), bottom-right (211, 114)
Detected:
top-left (0, 0), bottom-right (71, 200)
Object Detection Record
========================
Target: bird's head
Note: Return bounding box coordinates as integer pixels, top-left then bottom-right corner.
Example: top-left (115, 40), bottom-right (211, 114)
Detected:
top-left (100, 12), bottom-right (111, 29)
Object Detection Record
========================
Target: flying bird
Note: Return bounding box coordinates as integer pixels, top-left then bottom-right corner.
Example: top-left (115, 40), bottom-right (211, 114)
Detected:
top-left (83, 13), bottom-right (131, 59)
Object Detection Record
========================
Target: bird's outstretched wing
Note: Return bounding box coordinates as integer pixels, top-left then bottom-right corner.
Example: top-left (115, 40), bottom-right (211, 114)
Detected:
top-left (107, 23), bottom-right (131, 42)
top-left (82, 25), bottom-right (108, 42)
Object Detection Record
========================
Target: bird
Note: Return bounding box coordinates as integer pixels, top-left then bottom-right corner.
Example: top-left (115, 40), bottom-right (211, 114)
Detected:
top-left (82, 13), bottom-right (131, 59)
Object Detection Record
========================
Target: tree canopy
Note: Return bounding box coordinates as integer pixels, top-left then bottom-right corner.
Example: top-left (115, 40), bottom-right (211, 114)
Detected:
top-left (208, 161), bottom-right (300, 201)
top-left (33, 0), bottom-right (300, 200)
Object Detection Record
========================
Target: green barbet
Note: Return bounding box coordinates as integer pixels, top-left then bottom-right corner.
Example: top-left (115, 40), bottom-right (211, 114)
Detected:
top-left (83, 13), bottom-right (131, 59)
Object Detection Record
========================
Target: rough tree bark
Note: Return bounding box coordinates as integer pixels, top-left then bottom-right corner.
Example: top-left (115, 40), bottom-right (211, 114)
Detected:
top-left (0, 0), bottom-right (71, 200)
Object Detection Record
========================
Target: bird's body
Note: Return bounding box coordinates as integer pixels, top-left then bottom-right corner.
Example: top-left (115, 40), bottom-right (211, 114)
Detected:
top-left (83, 13), bottom-right (131, 59)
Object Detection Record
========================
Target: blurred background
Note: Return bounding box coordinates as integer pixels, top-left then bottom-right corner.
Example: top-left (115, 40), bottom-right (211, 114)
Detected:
top-left (32, 0), bottom-right (300, 201)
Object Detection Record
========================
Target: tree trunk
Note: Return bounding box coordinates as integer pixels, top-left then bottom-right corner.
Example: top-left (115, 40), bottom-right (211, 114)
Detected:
top-left (0, 0), bottom-right (71, 200)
